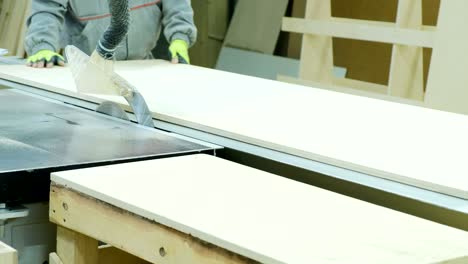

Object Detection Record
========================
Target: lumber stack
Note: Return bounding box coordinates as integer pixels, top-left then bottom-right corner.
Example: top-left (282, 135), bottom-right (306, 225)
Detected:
top-left (190, 0), bottom-right (230, 68)
top-left (223, 0), bottom-right (288, 54)
top-left (0, 0), bottom-right (31, 58)
top-left (215, 0), bottom-right (293, 78)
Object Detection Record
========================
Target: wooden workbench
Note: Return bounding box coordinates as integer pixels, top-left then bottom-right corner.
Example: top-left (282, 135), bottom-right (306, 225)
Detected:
top-left (1, 61), bottom-right (468, 199)
top-left (49, 154), bottom-right (468, 263)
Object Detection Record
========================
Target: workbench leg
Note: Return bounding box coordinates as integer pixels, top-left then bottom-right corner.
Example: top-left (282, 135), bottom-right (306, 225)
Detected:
top-left (57, 226), bottom-right (98, 264)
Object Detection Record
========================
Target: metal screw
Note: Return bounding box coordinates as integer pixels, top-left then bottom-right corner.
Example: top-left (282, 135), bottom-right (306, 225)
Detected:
top-left (159, 247), bottom-right (166, 257)
top-left (62, 202), bottom-right (68, 211)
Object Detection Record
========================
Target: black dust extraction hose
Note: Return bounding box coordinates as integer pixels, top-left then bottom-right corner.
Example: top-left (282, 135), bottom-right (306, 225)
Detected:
top-left (96, 0), bottom-right (130, 60)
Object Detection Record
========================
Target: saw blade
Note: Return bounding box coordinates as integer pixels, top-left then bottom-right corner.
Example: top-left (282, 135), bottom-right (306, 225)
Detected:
top-left (96, 101), bottom-right (130, 121)
top-left (65, 45), bottom-right (154, 128)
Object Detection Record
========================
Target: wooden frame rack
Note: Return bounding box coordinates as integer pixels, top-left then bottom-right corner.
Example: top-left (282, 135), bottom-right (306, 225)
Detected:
top-left (281, 0), bottom-right (468, 115)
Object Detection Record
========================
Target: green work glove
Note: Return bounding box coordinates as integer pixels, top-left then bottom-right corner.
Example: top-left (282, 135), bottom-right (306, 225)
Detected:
top-left (27, 50), bottom-right (65, 68)
top-left (169, 39), bottom-right (190, 64)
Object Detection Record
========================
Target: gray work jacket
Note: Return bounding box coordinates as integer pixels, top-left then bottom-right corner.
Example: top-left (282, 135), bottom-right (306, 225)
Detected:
top-left (25, 0), bottom-right (197, 60)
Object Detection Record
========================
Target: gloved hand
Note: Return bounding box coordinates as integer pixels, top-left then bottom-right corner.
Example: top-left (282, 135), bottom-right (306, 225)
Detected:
top-left (27, 50), bottom-right (65, 68)
top-left (169, 40), bottom-right (190, 64)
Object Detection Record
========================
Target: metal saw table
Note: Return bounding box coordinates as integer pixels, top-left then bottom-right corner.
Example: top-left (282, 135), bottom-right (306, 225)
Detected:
top-left (0, 85), bottom-right (220, 263)
top-left (0, 88), bottom-right (219, 203)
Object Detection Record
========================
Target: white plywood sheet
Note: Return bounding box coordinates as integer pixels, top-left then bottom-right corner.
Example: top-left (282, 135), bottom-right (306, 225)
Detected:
top-left (51, 154), bottom-right (468, 264)
top-left (223, 0), bottom-right (288, 54)
top-left (216, 47), bottom-right (300, 80)
top-left (1, 62), bottom-right (468, 199)
top-left (215, 47), bottom-right (346, 80)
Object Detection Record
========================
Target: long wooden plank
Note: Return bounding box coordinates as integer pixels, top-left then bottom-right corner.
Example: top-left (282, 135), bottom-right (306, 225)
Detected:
top-left (51, 154), bottom-right (468, 263)
top-left (0, 0), bottom-right (29, 56)
top-left (1, 62), bottom-right (468, 199)
top-left (14, 0), bottom-right (31, 57)
top-left (283, 17), bottom-right (435, 47)
top-left (387, 0), bottom-right (425, 100)
top-left (224, 0), bottom-right (288, 54)
top-left (190, 0), bottom-right (229, 68)
top-left (298, 0), bottom-right (334, 82)
top-left (51, 244), bottom-right (182, 264)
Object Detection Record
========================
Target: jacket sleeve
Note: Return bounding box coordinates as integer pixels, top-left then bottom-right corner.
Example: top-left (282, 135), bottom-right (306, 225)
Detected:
top-left (161, 0), bottom-right (197, 47)
top-left (25, 0), bottom-right (68, 56)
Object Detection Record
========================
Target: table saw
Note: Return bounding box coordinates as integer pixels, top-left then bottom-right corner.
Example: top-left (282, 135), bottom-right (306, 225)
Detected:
top-left (0, 60), bottom-right (467, 263)
top-left (0, 81), bottom-right (219, 263)
top-left (0, 88), bottom-right (218, 203)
